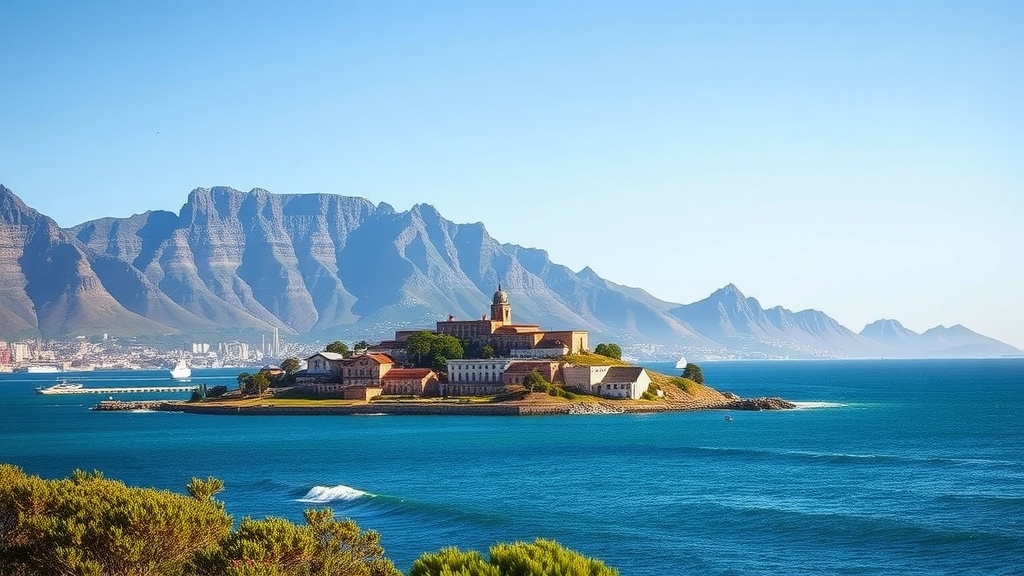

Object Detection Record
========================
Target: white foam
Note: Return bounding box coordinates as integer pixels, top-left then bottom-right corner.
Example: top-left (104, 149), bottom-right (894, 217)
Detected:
top-left (129, 409), bottom-right (156, 413)
top-left (298, 485), bottom-right (368, 503)
top-left (790, 401), bottom-right (845, 409)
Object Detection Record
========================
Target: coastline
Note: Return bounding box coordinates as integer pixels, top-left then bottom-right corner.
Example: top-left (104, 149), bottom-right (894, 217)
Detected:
top-left (92, 396), bottom-right (795, 416)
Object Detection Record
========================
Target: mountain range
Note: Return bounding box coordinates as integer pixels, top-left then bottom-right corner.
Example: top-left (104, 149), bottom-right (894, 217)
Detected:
top-left (0, 184), bottom-right (1018, 360)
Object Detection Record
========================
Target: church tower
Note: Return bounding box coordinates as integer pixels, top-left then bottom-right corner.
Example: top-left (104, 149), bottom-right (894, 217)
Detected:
top-left (491, 285), bottom-right (511, 325)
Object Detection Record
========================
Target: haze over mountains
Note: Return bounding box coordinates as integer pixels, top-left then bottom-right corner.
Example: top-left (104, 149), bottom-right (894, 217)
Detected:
top-left (0, 184), bottom-right (1017, 360)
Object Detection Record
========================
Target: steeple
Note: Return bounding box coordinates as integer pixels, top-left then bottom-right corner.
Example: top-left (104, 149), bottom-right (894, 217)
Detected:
top-left (491, 285), bottom-right (511, 324)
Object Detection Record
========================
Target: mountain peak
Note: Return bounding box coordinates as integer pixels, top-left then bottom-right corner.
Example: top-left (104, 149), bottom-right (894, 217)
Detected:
top-left (713, 283), bottom-right (745, 299)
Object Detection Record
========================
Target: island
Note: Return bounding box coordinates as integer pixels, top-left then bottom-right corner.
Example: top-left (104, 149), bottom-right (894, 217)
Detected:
top-left (95, 287), bottom-right (794, 415)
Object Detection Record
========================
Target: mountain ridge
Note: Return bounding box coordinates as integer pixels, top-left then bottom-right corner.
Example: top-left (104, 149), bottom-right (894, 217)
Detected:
top-left (0, 184), bottom-right (1018, 360)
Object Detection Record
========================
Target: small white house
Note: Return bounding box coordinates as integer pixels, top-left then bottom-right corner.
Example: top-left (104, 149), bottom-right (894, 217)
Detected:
top-left (563, 365), bottom-right (651, 400)
top-left (303, 352), bottom-right (345, 377)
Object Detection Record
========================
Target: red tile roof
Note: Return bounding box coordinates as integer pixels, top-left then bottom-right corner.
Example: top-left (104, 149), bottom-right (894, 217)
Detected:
top-left (382, 368), bottom-right (435, 380)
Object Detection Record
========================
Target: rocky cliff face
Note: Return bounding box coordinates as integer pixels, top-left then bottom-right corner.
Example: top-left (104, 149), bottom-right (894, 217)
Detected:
top-left (62, 186), bottom-right (703, 344)
top-left (0, 184), bottom-right (1018, 359)
top-left (0, 185), bottom-right (176, 338)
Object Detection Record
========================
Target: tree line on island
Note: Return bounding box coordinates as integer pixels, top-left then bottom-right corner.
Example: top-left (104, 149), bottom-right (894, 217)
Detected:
top-left (0, 464), bottom-right (618, 576)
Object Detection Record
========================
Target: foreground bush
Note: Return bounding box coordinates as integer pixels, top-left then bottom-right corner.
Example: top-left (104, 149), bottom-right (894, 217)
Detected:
top-left (410, 538), bottom-right (618, 576)
top-left (0, 465), bottom-right (396, 576)
top-left (0, 464), bottom-right (231, 576)
top-left (1, 465), bottom-right (617, 576)
top-left (188, 509), bottom-right (399, 576)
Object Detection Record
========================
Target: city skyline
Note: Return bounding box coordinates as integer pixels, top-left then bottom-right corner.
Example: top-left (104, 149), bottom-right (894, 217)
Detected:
top-left (1, 1), bottom-right (1020, 347)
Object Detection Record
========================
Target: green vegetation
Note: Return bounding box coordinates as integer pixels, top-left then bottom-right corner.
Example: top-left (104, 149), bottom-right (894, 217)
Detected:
top-left (669, 377), bottom-right (702, 394)
top-left (406, 331), bottom-right (464, 371)
top-left (0, 465), bottom-right (231, 576)
top-left (206, 385), bottom-right (228, 398)
top-left (681, 362), bottom-right (704, 385)
top-left (593, 342), bottom-right (622, 360)
top-left (522, 369), bottom-right (579, 399)
top-left (560, 353), bottom-right (630, 367)
top-left (640, 381), bottom-right (663, 400)
top-left (353, 340), bottom-right (373, 354)
top-left (236, 371), bottom-right (271, 396)
top-left (410, 539), bottom-right (618, 576)
top-left (325, 341), bottom-right (351, 356)
top-left (280, 357), bottom-right (302, 373)
top-left (0, 466), bottom-right (618, 576)
top-left (188, 509), bottom-right (399, 576)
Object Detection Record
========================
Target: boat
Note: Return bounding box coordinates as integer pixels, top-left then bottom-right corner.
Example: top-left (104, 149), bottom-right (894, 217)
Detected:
top-left (169, 359), bottom-right (191, 380)
top-left (724, 415), bottom-right (733, 422)
top-left (36, 380), bottom-right (84, 395)
top-left (674, 356), bottom-right (687, 369)
top-left (25, 365), bottom-right (61, 374)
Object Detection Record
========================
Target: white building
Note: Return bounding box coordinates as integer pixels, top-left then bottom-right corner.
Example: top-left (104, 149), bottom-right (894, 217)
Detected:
top-left (563, 365), bottom-right (651, 400)
top-left (444, 358), bottom-right (515, 396)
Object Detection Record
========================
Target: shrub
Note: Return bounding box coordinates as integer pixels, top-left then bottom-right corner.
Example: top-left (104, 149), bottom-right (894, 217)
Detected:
top-left (681, 363), bottom-right (704, 385)
top-left (411, 538), bottom-right (618, 576)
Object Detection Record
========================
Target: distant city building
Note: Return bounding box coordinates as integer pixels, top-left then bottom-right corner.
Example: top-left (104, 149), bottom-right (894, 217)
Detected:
top-left (12, 342), bottom-right (31, 362)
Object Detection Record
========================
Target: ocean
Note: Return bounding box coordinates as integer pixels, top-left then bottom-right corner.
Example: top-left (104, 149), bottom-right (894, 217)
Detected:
top-left (1, 359), bottom-right (1022, 575)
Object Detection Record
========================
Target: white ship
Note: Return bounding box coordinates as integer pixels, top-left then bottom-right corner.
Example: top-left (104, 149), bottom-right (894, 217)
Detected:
top-left (36, 380), bottom-right (83, 394)
top-left (169, 359), bottom-right (192, 380)
top-left (25, 365), bottom-right (61, 374)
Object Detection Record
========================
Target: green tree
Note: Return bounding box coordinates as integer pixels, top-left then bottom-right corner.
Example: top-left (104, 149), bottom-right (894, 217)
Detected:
top-left (353, 340), bottom-right (373, 354)
top-left (480, 344), bottom-right (495, 359)
top-left (206, 385), bottom-right (228, 398)
top-left (406, 332), bottom-right (464, 369)
top-left (522, 369), bottom-right (546, 392)
top-left (236, 372), bottom-right (251, 390)
top-left (681, 362), bottom-right (704, 385)
top-left (188, 508), bottom-right (400, 576)
top-left (411, 538), bottom-right (618, 576)
top-left (0, 464), bottom-right (232, 576)
top-left (242, 372), bottom-right (271, 396)
top-left (430, 335), bottom-right (463, 369)
top-left (280, 357), bottom-right (301, 374)
top-left (406, 331), bottom-right (436, 367)
top-left (594, 342), bottom-right (622, 360)
top-left (325, 341), bottom-right (350, 356)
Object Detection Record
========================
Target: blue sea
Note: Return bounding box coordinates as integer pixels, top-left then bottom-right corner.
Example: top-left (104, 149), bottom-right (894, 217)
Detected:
top-left (2, 359), bottom-right (1022, 575)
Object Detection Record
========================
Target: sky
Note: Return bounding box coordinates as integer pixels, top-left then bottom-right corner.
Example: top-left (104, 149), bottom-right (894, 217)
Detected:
top-left (1, 1), bottom-right (1021, 348)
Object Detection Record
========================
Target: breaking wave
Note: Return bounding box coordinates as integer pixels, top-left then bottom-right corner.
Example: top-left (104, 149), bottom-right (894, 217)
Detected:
top-left (790, 401), bottom-right (845, 409)
top-left (297, 485), bottom-right (369, 503)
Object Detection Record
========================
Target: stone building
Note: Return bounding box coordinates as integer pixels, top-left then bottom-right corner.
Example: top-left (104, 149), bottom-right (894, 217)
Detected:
top-left (381, 368), bottom-right (440, 396)
top-left (502, 360), bottom-right (563, 385)
top-left (433, 286), bottom-right (588, 356)
top-left (341, 353), bottom-right (395, 387)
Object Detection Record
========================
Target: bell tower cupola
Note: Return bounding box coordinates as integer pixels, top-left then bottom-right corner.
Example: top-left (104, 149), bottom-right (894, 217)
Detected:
top-left (491, 284), bottom-right (511, 325)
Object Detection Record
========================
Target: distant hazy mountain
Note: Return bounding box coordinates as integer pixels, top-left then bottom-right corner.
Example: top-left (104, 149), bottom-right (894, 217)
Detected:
top-left (667, 284), bottom-right (876, 358)
top-left (0, 184), bottom-right (1018, 360)
top-left (860, 319), bottom-right (1021, 358)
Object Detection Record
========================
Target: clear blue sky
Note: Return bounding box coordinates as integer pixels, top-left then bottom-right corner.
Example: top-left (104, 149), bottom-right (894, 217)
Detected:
top-left (1, 1), bottom-right (1021, 347)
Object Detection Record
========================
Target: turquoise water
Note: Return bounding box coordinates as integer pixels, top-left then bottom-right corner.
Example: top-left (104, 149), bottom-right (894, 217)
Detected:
top-left (1, 359), bottom-right (1022, 575)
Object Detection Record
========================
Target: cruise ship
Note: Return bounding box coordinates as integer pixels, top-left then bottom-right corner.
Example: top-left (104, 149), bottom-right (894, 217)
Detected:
top-left (169, 359), bottom-right (192, 380)
top-left (36, 381), bottom-right (84, 394)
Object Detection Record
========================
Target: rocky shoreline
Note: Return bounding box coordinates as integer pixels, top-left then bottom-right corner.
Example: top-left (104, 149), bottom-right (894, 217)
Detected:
top-left (93, 396), bottom-right (795, 416)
